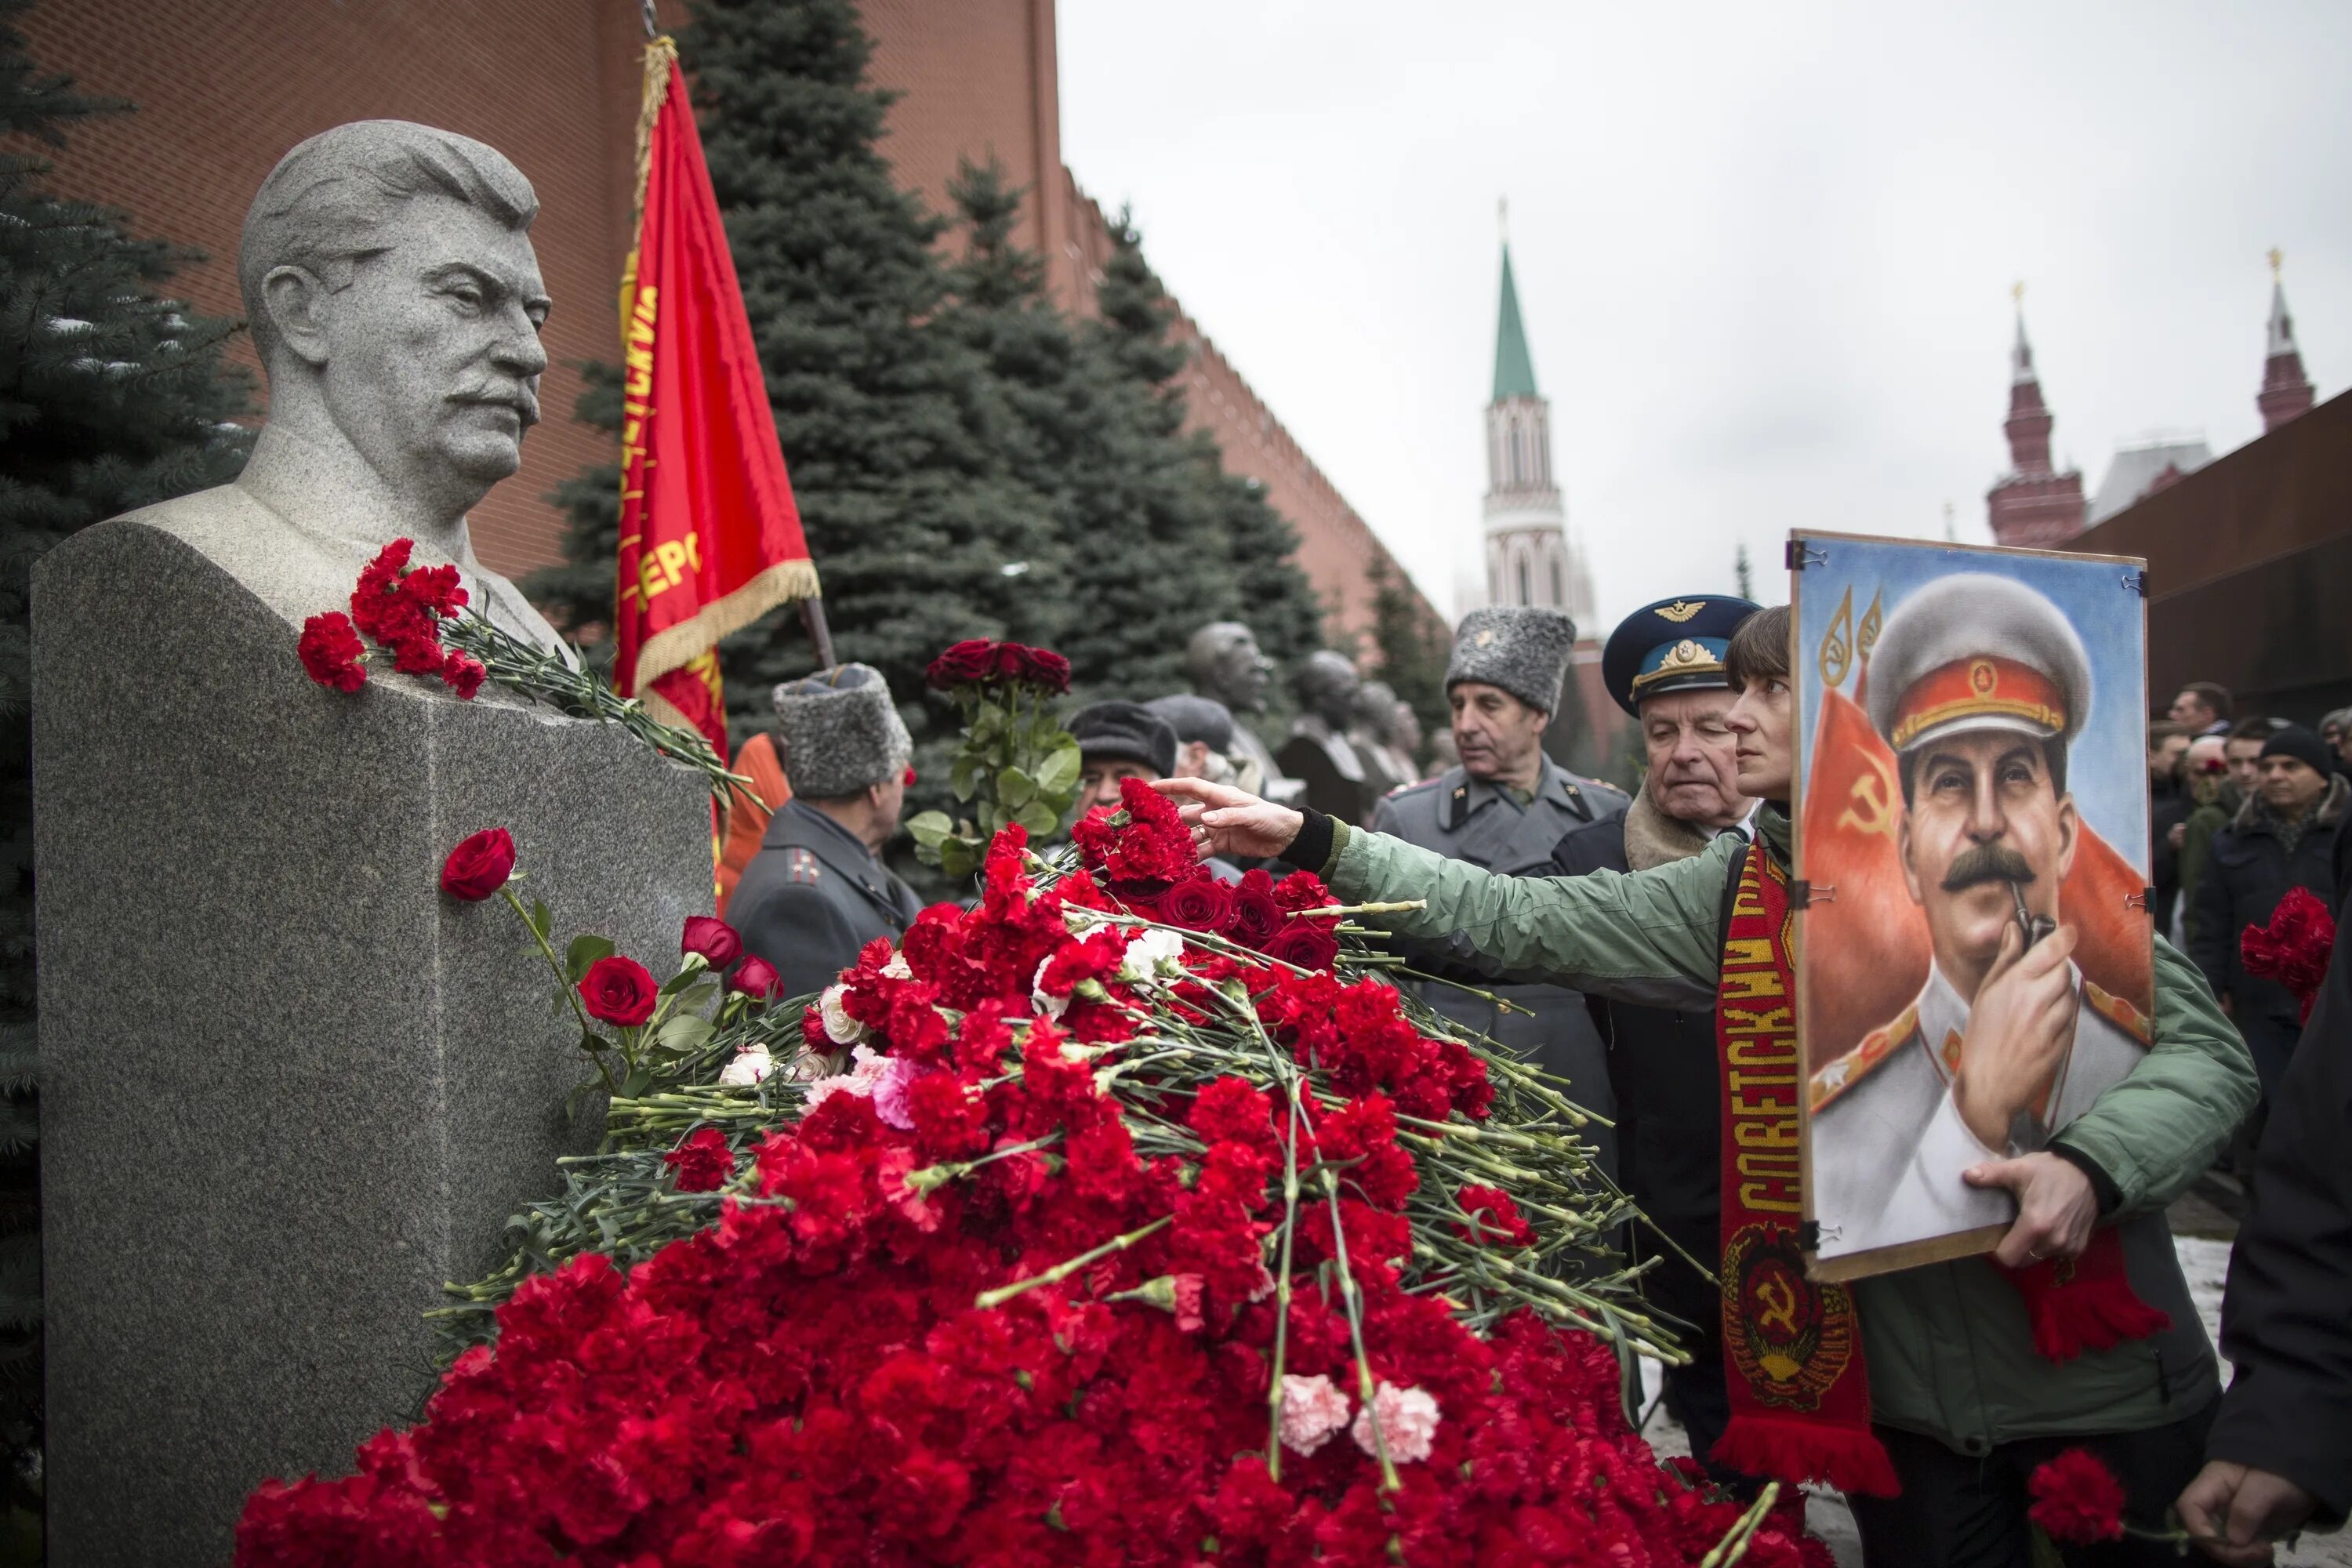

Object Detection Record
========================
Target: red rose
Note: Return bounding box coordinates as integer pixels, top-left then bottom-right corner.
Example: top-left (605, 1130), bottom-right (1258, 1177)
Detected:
top-left (1228, 870), bottom-right (1284, 948)
top-left (2026, 1448), bottom-right (2127, 1544)
top-left (992, 642), bottom-right (1033, 682)
top-left (925, 639), bottom-right (1000, 691)
top-left (662, 1127), bottom-right (735, 1193)
top-left (298, 612), bottom-right (368, 692)
top-left (681, 915), bottom-right (743, 968)
top-left (729, 954), bottom-right (782, 1000)
top-left (439, 828), bottom-right (516, 902)
top-left (1262, 922), bottom-right (1339, 972)
top-left (578, 954), bottom-right (659, 1027)
top-left (1156, 875), bottom-right (1235, 933)
top-left (1014, 644), bottom-right (1071, 694)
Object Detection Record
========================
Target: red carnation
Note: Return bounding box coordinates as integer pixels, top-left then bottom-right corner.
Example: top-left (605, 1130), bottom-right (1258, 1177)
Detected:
top-left (925, 639), bottom-right (999, 691)
top-left (438, 648), bottom-right (485, 700)
top-left (1263, 921), bottom-right (1340, 972)
top-left (1155, 874), bottom-right (1235, 933)
top-left (662, 1127), bottom-right (735, 1192)
top-left (729, 954), bottom-right (782, 1000)
top-left (578, 954), bottom-right (659, 1027)
top-left (2241, 886), bottom-right (2337, 1024)
top-left (1455, 1184), bottom-right (1536, 1247)
top-left (2026, 1447), bottom-right (2127, 1544)
top-left (681, 915), bottom-right (743, 968)
top-left (438, 827), bottom-right (515, 902)
top-left (297, 612), bottom-right (368, 692)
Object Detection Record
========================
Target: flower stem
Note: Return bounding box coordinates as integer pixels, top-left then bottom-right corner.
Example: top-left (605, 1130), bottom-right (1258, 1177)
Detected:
top-left (1699, 1481), bottom-right (1780, 1567)
top-left (972, 1214), bottom-right (1173, 1311)
top-left (500, 884), bottom-right (617, 1095)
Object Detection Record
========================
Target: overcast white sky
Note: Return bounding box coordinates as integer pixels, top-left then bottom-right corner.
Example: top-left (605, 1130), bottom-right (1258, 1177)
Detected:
top-left (1056, 1), bottom-right (2352, 627)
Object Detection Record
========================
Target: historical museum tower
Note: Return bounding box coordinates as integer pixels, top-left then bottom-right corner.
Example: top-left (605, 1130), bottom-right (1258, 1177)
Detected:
top-left (1483, 240), bottom-right (1594, 626)
top-left (1985, 286), bottom-right (2089, 547)
top-left (2257, 249), bottom-right (2316, 434)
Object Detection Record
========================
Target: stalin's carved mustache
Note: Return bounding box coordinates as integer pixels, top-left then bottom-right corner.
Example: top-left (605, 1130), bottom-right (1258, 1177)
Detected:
top-left (1942, 843), bottom-right (2036, 895)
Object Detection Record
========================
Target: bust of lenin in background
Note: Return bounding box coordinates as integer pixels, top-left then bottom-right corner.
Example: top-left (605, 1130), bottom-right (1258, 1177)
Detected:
top-left (115, 120), bottom-right (568, 653)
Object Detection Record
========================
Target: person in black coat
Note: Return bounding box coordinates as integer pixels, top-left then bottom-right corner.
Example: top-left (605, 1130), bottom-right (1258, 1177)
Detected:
top-left (1550, 593), bottom-right (1759, 1489)
top-left (2175, 879), bottom-right (2351, 1563)
top-left (2189, 727), bottom-right (2347, 1099)
top-left (732, 665), bottom-right (924, 1001)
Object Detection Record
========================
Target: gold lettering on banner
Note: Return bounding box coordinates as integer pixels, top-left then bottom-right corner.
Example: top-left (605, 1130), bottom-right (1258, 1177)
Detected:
top-left (618, 284), bottom-right (662, 613)
top-left (1720, 895), bottom-right (1808, 1216)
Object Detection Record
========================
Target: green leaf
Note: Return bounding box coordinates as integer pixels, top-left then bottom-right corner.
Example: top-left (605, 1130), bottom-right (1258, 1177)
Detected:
top-left (939, 837), bottom-right (981, 879)
top-left (659, 956), bottom-right (713, 996)
top-left (655, 1013), bottom-right (714, 1055)
top-left (949, 753), bottom-right (984, 803)
top-left (1033, 742), bottom-right (1080, 798)
top-left (530, 898), bottom-right (553, 940)
top-left (564, 933), bottom-right (615, 983)
top-left (998, 764), bottom-right (1036, 809)
top-left (1014, 799), bottom-right (1058, 837)
top-left (906, 810), bottom-right (955, 849)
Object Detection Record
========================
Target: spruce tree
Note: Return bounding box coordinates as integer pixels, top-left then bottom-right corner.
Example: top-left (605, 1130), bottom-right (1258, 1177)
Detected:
top-left (524, 360), bottom-right (624, 678)
top-left (677, 0), bottom-right (1058, 735)
top-left (0, 0), bottom-right (256, 1528)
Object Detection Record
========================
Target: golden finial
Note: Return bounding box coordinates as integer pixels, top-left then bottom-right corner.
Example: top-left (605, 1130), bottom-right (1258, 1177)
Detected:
top-left (2012, 279), bottom-right (2025, 304)
top-left (2269, 247), bottom-right (2283, 278)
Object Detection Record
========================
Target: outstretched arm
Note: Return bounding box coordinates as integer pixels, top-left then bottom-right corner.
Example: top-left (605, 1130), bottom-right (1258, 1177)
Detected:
top-left (1154, 777), bottom-right (1733, 1010)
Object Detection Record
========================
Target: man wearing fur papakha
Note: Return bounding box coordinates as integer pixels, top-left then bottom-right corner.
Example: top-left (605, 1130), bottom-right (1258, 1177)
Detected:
top-left (1367, 605), bottom-right (1629, 1178)
top-left (732, 664), bottom-right (923, 1000)
top-left (1552, 593), bottom-right (1761, 1488)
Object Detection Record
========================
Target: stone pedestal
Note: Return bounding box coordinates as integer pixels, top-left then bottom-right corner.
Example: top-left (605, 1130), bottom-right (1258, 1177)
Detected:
top-left (33, 521), bottom-right (710, 1565)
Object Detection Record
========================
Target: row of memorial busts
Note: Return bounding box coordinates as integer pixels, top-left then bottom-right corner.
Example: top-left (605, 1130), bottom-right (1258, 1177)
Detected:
top-left (1183, 622), bottom-right (1436, 823)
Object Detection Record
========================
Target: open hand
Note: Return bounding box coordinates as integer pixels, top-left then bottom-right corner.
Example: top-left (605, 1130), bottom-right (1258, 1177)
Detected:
top-left (1150, 777), bottom-right (1305, 862)
top-left (1955, 920), bottom-right (2079, 1149)
top-left (2176, 1461), bottom-right (2317, 1566)
top-left (1962, 1151), bottom-right (2096, 1268)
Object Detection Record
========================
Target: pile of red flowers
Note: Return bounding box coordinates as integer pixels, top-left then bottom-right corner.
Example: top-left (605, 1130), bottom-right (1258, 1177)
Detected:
top-left (2241, 884), bottom-right (2337, 1024)
top-left (299, 538), bottom-right (488, 699)
top-left (239, 781), bottom-right (1820, 1566)
top-left (925, 637), bottom-right (1072, 695)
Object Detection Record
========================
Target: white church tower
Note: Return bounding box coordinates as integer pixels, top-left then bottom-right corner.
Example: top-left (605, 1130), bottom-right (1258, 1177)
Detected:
top-left (1482, 232), bottom-right (1594, 627)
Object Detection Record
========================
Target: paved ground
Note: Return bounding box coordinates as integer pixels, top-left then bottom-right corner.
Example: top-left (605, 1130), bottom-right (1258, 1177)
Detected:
top-left (1635, 1189), bottom-right (2349, 1566)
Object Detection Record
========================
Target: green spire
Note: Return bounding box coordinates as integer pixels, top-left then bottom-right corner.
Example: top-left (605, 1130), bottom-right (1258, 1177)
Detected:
top-left (1492, 244), bottom-right (1538, 401)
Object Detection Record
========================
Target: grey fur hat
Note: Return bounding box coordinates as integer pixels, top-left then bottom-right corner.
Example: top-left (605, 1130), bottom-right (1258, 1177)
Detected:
top-left (771, 663), bottom-right (913, 799)
top-left (1446, 606), bottom-right (1579, 713)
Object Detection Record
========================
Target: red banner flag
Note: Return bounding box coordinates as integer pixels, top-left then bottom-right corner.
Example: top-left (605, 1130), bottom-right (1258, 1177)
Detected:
top-left (615, 37), bottom-right (818, 753)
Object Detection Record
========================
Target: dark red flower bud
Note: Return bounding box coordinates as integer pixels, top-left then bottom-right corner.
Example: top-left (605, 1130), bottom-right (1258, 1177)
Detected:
top-left (1261, 922), bottom-right (1339, 972)
top-left (439, 828), bottom-right (516, 902)
top-left (681, 915), bottom-right (743, 968)
top-left (578, 954), bottom-right (659, 1027)
top-left (1155, 875), bottom-right (1236, 933)
top-left (1015, 644), bottom-right (1071, 694)
top-left (729, 954), bottom-right (782, 1000)
top-left (925, 640), bottom-right (999, 690)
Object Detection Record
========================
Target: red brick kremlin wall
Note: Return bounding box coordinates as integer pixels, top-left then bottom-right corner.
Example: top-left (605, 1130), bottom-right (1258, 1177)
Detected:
top-left (15, 0), bottom-right (1435, 644)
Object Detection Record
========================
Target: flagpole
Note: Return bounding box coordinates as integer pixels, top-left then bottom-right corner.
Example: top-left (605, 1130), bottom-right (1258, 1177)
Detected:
top-left (630, 0), bottom-right (836, 674)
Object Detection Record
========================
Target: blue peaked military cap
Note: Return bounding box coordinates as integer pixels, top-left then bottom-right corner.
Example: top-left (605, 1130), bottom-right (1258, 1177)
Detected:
top-left (1600, 595), bottom-right (1764, 715)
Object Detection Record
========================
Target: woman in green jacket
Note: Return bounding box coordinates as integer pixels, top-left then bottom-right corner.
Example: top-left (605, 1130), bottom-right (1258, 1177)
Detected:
top-left (1159, 606), bottom-right (2258, 1568)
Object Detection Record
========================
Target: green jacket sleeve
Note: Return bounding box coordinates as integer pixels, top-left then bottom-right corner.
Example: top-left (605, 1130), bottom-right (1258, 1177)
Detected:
top-left (2049, 935), bottom-right (2258, 1214)
top-left (1324, 822), bottom-right (1739, 1011)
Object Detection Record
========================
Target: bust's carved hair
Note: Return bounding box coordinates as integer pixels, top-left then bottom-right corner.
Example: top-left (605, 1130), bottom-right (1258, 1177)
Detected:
top-left (238, 120), bottom-right (539, 365)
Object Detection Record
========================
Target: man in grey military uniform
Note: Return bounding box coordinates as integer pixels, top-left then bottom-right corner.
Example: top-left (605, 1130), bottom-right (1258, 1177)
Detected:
top-left (1810, 574), bottom-right (2151, 1261)
top-left (732, 664), bottom-right (925, 1000)
top-left (1369, 605), bottom-right (1629, 1176)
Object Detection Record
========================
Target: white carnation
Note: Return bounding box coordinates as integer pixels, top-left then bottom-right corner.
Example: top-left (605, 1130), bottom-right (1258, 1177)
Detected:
top-left (1030, 955), bottom-right (1070, 1021)
top-left (880, 953), bottom-right (912, 980)
top-left (1118, 927), bottom-right (1187, 985)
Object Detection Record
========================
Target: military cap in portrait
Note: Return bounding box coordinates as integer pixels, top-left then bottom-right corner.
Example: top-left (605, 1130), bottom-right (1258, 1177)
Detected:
top-left (1863, 573), bottom-right (2090, 754)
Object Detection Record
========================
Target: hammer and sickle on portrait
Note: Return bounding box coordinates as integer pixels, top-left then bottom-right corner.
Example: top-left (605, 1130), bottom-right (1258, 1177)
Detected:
top-left (1836, 747), bottom-right (1898, 837)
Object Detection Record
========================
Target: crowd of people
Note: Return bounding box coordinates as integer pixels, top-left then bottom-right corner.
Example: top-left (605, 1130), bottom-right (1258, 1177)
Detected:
top-left (713, 598), bottom-right (2345, 1568)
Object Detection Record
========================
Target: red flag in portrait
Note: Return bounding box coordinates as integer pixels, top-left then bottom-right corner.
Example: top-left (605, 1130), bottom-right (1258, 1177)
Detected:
top-left (613, 37), bottom-right (817, 754)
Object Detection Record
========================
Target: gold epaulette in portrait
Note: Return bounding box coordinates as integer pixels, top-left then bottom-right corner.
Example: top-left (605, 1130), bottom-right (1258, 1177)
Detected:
top-left (1809, 1004), bottom-right (1916, 1112)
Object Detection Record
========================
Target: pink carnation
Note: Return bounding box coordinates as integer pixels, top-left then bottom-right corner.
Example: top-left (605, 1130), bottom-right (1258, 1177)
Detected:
top-left (1351, 1381), bottom-right (1440, 1465)
top-left (1277, 1374), bottom-right (1351, 1457)
top-left (804, 1044), bottom-right (894, 1115)
top-left (870, 1054), bottom-right (921, 1131)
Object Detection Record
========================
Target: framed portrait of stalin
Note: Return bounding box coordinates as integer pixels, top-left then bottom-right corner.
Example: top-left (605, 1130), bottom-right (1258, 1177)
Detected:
top-left (1789, 532), bottom-right (2155, 1282)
